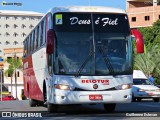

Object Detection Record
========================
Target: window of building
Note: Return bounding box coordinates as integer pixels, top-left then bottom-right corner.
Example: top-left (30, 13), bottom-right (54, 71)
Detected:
top-left (17, 71), bottom-right (20, 77)
top-left (22, 33), bottom-right (26, 37)
top-left (29, 17), bottom-right (35, 20)
top-left (13, 24), bottom-right (18, 28)
top-left (5, 24), bottom-right (10, 28)
top-left (159, 15), bottom-right (160, 19)
top-left (14, 16), bottom-right (18, 20)
top-left (13, 32), bottom-right (18, 37)
top-left (145, 16), bottom-right (150, 21)
top-left (8, 73), bottom-right (11, 77)
top-left (6, 16), bottom-right (9, 20)
top-left (21, 17), bottom-right (26, 20)
top-left (21, 24), bottom-right (26, 28)
top-left (5, 41), bottom-right (10, 45)
top-left (29, 24), bottom-right (34, 29)
top-left (131, 17), bottom-right (136, 22)
top-left (13, 41), bottom-right (18, 45)
top-left (5, 32), bottom-right (10, 36)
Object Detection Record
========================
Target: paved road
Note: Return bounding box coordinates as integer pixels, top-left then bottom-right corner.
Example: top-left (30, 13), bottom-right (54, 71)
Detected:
top-left (0, 99), bottom-right (160, 119)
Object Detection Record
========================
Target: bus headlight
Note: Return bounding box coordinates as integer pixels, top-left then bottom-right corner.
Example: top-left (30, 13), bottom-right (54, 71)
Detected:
top-left (54, 84), bottom-right (74, 90)
top-left (115, 84), bottom-right (132, 90)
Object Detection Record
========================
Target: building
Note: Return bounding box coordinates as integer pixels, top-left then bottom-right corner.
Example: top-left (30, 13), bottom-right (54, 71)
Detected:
top-left (126, 0), bottom-right (160, 28)
top-left (0, 10), bottom-right (43, 99)
top-left (3, 48), bottom-right (23, 100)
top-left (0, 10), bottom-right (43, 57)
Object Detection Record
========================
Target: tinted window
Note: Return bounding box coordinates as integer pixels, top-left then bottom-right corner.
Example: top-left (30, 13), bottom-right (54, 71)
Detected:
top-left (133, 79), bottom-right (151, 85)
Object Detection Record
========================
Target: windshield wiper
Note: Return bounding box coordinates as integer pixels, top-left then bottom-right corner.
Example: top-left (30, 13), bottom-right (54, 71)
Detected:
top-left (98, 46), bottom-right (115, 76)
top-left (75, 48), bottom-right (93, 77)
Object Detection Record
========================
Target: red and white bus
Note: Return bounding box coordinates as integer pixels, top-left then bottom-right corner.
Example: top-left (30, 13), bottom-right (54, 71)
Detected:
top-left (23, 6), bottom-right (144, 113)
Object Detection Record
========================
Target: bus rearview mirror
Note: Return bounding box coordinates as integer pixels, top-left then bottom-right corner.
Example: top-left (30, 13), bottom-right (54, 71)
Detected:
top-left (46, 29), bottom-right (54, 54)
top-left (131, 29), bottom-right (144, 54)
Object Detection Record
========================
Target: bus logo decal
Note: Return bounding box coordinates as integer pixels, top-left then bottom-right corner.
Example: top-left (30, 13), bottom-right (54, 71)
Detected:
top-left (55, 14), bottom-right (63, 25)
top-left (82, 80), bottom-right (109, 85)
top-left (93, 84), bottom-right (98, 89)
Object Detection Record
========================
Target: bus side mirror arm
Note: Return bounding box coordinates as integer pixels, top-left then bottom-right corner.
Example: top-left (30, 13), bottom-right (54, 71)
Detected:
top-left (46, 29), bottom-right (55, 54)
top-left (131, 29), bottom-right (144, 54)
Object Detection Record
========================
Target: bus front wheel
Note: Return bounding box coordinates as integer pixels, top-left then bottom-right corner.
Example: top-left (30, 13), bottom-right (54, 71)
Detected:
top-left (104, 103), bottom-right (116, 113)
top-left (47, 103), bottom-right (58, 113)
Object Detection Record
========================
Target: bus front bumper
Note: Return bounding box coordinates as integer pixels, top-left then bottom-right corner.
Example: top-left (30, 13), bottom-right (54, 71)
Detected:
top-left (51, 89), bottom-right (132, 104)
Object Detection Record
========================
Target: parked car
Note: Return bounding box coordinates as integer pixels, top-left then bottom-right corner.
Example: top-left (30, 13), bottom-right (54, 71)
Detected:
top-left (132, 70), bottom-right (160, 102)
top-left (1, 95), bottom-right (15, 101)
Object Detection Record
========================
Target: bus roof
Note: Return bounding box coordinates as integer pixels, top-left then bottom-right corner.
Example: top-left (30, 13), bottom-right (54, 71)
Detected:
top-left (48, 6), bottom-right (126, 14)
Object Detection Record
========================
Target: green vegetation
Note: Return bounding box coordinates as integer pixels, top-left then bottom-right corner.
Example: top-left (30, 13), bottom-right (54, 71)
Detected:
top-left (4, 57), bottom-right (22, 99)
top-left (134, 20), bottom-right (160, 85)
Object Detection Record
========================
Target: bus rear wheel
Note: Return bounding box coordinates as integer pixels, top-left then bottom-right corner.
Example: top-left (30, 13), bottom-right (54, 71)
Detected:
top-left (47, 103), bottom-right (58, 113)
top-left (28, 90), bottom-right (38, 107)
top-left (104, 103), bottom-right (116, 113)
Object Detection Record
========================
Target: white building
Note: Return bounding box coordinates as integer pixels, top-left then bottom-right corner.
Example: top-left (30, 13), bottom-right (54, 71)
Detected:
top-left (0, 10), bottom-right (44, 56)
top-left (0, 10), bottom-right (44, 100)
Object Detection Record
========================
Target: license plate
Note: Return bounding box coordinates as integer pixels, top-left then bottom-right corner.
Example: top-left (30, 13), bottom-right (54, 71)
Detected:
top-left (89, 95), bottom-right (103, 100)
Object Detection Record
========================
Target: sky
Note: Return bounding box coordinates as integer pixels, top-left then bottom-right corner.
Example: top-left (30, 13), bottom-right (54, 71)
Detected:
top-left (0, 0), bottom-right (126, 13)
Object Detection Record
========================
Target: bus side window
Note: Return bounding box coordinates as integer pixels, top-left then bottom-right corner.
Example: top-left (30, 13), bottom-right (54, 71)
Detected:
top-left (28, 37), bottom-right (30, 54)
top-left (30, 34), bottom-right (32, 53)
top-left (43, 18), bottom-right (46, 44)
top-left (26, 38), bottom-right (28, 55)
top-left (40, 21), bottom-right (44, 46)
top-left (23, 41), bottom-right (26, 57)
top-left (32, 30), bottom-right (35, 51)
top-left (36, 26), bottom-right (39, 49)
top-left (37, 25), bottom-right (40, 48)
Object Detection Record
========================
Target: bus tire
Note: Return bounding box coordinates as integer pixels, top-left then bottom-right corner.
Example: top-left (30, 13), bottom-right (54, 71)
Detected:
top-left (28, 90), bottom-right (37, 107)
top-left (154, 98), bottom-right (159, 102)
top-left (132, 94), bottom-right (136, 102)
top-left (137, 98), bottom-right (141, 102)
top-left (104, 103), bottom-right (116, 113)
top-left (47, 103), bottom-right (58, 113)
top-left (29, 99), bottom-right (37, 107)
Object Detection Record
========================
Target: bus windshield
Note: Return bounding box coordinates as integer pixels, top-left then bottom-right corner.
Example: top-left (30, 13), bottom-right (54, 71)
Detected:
top-left (53, 12), bottom-right (132, 76)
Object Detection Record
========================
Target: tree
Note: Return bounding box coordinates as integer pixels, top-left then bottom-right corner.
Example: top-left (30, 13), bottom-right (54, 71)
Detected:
top-left (4, 57), bottom-right (22, 99)
top-left (4, 65), bottom-right (14, 95)
top-left (134, 45), bottom-right (160, 78)
top-left (135, 19), bottom-right (160, 79)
